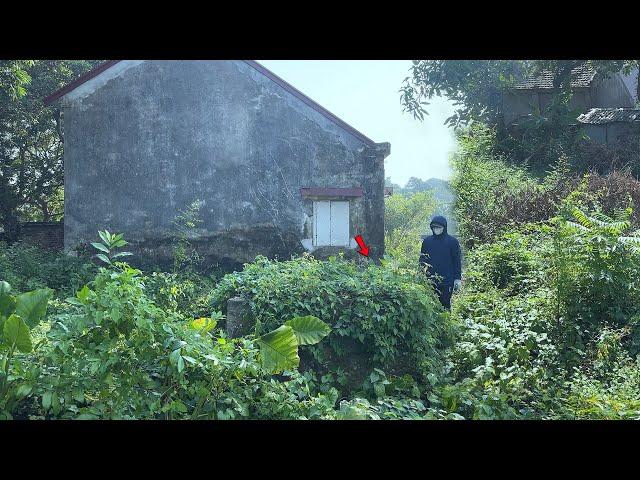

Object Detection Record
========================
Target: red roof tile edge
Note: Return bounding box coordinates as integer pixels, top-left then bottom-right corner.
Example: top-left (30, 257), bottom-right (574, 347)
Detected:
top-left (300, 187), bottom-right (364, 197)
top-left (43, 60), bottom-right (377, 147)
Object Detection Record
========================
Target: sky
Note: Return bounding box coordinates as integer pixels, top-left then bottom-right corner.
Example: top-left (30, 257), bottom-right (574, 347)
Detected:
top-left (259, 60), bottom-right (457, 186)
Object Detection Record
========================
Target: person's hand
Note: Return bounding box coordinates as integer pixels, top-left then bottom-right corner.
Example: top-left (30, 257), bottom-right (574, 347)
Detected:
top-left (453, 279), bottom-right (462, 293)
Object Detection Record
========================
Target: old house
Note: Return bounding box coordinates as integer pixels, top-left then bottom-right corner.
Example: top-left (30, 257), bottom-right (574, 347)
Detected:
top-left (577, 108), bottom-right (640, 144)
top-left (502, 63), bottom-right (640, 145)
top-left (502, 63), bottom-right (638, 125)
top-left (44, 60), bottom-right (390, 269)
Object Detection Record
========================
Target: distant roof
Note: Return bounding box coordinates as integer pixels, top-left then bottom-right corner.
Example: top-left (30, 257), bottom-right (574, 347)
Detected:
top-left (513, 63), bottom-right (597, 90)
top-left (44, 60), bottom-right (377, 147)
top-left (578, 108), bottom-right (640, 124)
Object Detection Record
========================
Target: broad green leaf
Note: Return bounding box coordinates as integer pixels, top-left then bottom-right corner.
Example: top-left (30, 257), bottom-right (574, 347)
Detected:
top-left (14, 384), bottom-right (32, 399)
top-left (190, 317), bottom-right (217, 333)
top-left (3, 314), bottom-right (32, 352)
top-left (15, 288), bottom-right (53, 328)
top-left (0, 292), bottom-right (16, 318)
top-left (77, 285), bottom-right (91, 302)
top-left (182, 355), bottom-right (196, 365)
top-left (111, 252), bottom-right (133, 259)
top-left (284, 316), bottom-right (331, 346)
top-left (110, 308), bottom-right (122, 322)
top-left (98, 230), bottom-right (111, 245)
top-left (96, 254), bottom-right (111, 264)
top-left (90, 242), bottom-right (110, 254)
top-left (65, 297), bottom-right (84, 306)
top-left (257, 325), bottom-right (299, 374)
top-left (177, 355), bottom-right (185, 373)
top-left (42, 391), bottom-right (52, 410)
top-left (112, 238), bottom-right (128, 248)
top-left (0, 281), bottom-right (11, 295)
top-left (76, 413), bottom-right (99, 420)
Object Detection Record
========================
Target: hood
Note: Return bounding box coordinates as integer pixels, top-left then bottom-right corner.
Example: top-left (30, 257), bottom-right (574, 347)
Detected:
top-left (430, 215), bottom-right (448, 235)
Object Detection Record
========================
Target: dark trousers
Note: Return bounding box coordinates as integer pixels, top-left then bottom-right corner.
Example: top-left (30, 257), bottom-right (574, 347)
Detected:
top-left (436, 283), bottom-right (453, 310)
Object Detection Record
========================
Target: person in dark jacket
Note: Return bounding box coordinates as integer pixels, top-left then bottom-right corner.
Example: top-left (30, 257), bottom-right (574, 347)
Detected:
top-left (419, 215), bottom-right (462, 310)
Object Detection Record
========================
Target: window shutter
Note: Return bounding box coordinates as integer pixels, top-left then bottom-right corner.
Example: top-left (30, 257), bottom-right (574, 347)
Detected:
top-left (329, 201), bottom-right (350, 246)
top-left (313, 201), bottom-right (331, 246)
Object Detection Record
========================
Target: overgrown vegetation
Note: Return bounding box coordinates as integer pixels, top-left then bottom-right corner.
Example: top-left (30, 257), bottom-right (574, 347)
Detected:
top-left (3, 59), bottom-right (640, 420)
top-left (211, 254), bottom-right (452, 393)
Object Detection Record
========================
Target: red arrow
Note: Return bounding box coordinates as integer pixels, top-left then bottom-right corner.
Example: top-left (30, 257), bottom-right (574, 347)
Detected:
top-left (354, 235), bottom-right (369, 257)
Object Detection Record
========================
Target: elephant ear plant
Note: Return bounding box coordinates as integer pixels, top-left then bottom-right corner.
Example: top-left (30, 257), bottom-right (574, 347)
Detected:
top-left (0, 280), bottom-right (53, 418)
top-left (257, 315), bottom-right (331, 374)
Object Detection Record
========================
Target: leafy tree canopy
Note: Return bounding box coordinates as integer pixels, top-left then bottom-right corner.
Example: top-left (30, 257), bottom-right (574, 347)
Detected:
top-left (400, 60), bottom-right (639, 128)
top-left (0, 60), bottom-right (102, 239)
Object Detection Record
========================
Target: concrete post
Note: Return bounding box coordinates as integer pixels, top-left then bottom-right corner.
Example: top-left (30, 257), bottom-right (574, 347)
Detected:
top-left (226, 296), bottom-right (254, 338)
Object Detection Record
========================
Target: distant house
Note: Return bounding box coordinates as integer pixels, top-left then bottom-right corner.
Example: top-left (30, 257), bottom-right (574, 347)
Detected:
top-left (577, 108), bottom-right (640, 144)
top-left (502, 63), bottom-right (639, 145)
top-left (44, 61), bottom-right (390, 268)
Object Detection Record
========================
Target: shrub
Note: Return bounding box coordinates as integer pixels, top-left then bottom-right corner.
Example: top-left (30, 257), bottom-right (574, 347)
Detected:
top-left (450, 124), bottom-right (547, 247)
top-left (554, 206), bottom-right (640, 332)
top-left (143, 271), bottom-right (217, 319)
top-left (211, 255), bottom-right (450, 391)
top-left (436, 287), bottom-right (561, 419)
top-left (0, 241), bottom-right (96, 296)
top-left (451, 124), bottom-right (640, 249)
top-left (562, 357), bottom-right (640, 420)
top-left (20, 260), bottom-right (336, 420)
top-left (463, 231), bottom-right (539, 295)
top-left (572, 134), bottom-right (640, 178)
top-left (0, 281), bottom-right (53, 419)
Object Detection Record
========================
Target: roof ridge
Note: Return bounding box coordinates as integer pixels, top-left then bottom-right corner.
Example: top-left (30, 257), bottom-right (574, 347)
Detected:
top-left (44, 60), bottom-right (377, 146)
top-left (513, 63), bottom-right (597, 90)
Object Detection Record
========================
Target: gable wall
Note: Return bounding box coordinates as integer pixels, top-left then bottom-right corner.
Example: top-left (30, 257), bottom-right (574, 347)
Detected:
top-left (592, 74), bottom-right (636, 108)
top-left (62, 60), bottom-right (386, 268)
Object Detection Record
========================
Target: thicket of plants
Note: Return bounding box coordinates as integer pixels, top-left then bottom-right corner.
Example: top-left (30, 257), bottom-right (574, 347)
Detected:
top-left (435, 124), bottom-right (640, 419)
top-left (451, 124), bottom-right (640, 248)
top-left (211, 254), bottom-right (453, 394)
top-left (0, 229), bottom-right (459, 419)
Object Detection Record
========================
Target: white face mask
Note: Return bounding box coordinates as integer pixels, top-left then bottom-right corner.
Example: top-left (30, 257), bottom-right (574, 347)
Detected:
top-left (432, 225), bottom-right (444, 235)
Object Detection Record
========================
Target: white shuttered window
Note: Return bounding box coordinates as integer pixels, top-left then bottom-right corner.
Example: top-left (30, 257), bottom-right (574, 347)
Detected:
top-left (313, 200), bottom-right (350, 247)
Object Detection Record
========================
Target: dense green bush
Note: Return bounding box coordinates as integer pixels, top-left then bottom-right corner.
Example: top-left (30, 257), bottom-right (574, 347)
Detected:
top-left (211, 255), bottom-right (452, 391)
top-left (12, 262), bottom-right (338, 420)
top-left (0, 241), bottom-right (96, 296)
top-left (462, 230), bottom-right (540, 295)
top-left (143, 271), bottom-right (218, 319)
top-left (432, 194), bottom-right (640, 418)
top-left (450, 124), bottom-right (549, 247)
top-left (555, 205), bottom-right (640, 327)
top-left (561, 357), bottom-right (640, 420)
top-left (437, 287), bottom-right (562, 419)
top-left (451, 124), bottom-right (640, 249)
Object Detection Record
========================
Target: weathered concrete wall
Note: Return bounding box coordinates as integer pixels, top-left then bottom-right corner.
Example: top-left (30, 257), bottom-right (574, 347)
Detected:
top-left (62, 61), bottom-right (388, 267)
top-left (593, 75), bottom-right (636, 108)
top-left (503, 89), bottom-right (593, 126)
top-left (581, 122), bottom-right (640, 145)
top-left (502, 90), bottom-right (538, 126)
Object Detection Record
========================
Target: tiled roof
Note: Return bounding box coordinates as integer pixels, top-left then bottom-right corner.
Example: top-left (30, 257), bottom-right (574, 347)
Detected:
top-left (578, 108), bottom-right (640, 124)
top-left (513, 63), bottom-right (597, 89)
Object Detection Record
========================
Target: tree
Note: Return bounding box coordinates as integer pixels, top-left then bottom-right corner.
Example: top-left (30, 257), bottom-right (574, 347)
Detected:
top-left (400, 60), bottom-right (639, 128)
top-left (400, 60), bottom-right (640, 173)
top-left (0, 61), bottom-right (34, 100)
top-left (399, 60), bottom-right (525, 127)
top-left (0, 60), bottom-right (102, 240)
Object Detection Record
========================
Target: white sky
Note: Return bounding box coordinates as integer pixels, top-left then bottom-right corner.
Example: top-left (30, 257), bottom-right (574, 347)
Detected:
top-left (259, 60), bottom-right (457, 185)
